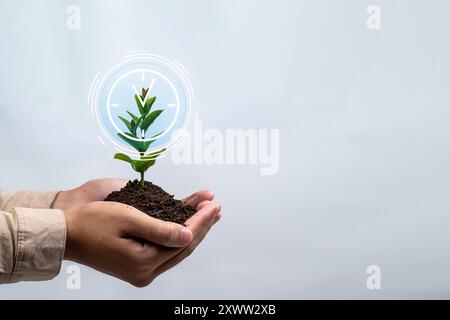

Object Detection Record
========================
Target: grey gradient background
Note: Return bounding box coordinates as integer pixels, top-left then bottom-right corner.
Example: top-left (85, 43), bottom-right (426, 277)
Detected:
top-left (1, 0), bottom-right (450, 299)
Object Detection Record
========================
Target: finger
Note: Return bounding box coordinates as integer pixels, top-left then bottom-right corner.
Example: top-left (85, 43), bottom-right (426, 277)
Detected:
top-left (153, 206), bottom-right (222, 277)
top-left (215, 210), bottom-right (222, 223)
top-left (184, 203), bottom-right (220, 234)
top-left (124, 208), bottom-right (194, 248)
top-left (95, 178), bottom-right (127, 188)
top-left (197, 200), bottom-right (211, 210)
top-left (149, 203), bottom-right (221, 265)
top-left (107, 178), bottom-right (128, 191)
top-left (81, 179), bottom-right (128, 202)
top-left (97, 178), bottom-right (127, 193)
top-left (182, 190), bottom-right (215, 207)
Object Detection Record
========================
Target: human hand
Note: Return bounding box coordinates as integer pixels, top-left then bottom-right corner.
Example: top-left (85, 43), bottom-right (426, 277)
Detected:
top-left (151, 197), bottom-right (222, 279)
top-left (52, 178), bottom-right (127, 210)
top-left (64, 197), bottom-right (221, 287)
top-left (53, 178), bottom-right (215, 212)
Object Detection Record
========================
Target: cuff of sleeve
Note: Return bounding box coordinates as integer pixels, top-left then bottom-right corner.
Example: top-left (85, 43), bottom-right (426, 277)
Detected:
top-left (9, 208), bottom-right (66, 283)
top-left (4, 191), bottom-right (60, 212)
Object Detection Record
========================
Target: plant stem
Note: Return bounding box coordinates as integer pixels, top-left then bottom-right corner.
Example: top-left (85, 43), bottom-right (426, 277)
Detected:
top-left (139, 126), bottom-right (146, 187)
top-left (140, 171), bottom-right (145, 187)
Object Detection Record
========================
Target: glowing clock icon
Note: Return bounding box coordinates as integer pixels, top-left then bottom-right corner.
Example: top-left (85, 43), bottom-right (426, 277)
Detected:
top-left (90, 53), bottom-right (194, 157)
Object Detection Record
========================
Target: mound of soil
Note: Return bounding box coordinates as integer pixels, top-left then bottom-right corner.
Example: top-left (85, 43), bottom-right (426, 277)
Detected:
top-left (104, 180), bottom-right (196, 225)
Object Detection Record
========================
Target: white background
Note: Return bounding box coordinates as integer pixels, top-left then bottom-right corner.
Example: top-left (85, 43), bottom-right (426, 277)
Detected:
top-left (1, 0), bottom-right (450, 299)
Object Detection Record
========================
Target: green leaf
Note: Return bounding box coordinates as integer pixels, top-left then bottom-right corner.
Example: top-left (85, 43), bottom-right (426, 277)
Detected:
top-left (134, 94), bottom-right (145, 115)
top-left (114, 153), bottom-right (132, 163)
top-left (144, 96), bottom-right (156, 114)
top-left (114, 153), bottom-right (154, 174)
top-left (117, 133), bottom-right (152, 153)
top-left (118, 116), bottom-right (133, 134)
top-left (117, 133), bottom-right (138, 151)
top-left (127, 111), bottom-right (140, 123)
top-left (124, 132), bottom-right (137, 138)
top-left (135, 116), bottom-right (144, 133)
top-left (131, 159), bottom-right (155, 173)
top-left (130, 116), bottom-right (144, 136)
top-left (151, 131), bottom-right (164, 138)
top-left (141, 88), bottom-right (149, 100)
top-left (141, 109), bottom-right (164, 131)
top-left (127, 111), bottom-right (139, 122)
top-left (142, 148), bottom-right (166, 160)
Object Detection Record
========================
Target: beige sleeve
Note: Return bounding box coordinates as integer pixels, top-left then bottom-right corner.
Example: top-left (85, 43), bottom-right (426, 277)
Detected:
top-left (0, 190), bottom-right (66, 283)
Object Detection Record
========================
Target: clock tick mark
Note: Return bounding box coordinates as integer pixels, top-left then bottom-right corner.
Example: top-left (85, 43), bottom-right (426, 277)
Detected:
top-left (148, 77), bottom-right (156, 93)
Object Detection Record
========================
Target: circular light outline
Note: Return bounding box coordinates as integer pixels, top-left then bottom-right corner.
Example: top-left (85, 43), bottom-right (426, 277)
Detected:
top-left (91, 53), bottom-right (193, 158)
top-left (106, 68), bottom-right (180, 142)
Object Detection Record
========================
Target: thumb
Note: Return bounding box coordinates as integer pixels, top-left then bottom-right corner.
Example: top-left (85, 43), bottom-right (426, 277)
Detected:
top-left (125, 210), bottom-right (193, 248)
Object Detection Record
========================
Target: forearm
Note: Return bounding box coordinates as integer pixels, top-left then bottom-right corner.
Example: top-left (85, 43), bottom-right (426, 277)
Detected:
top-left (0, 189), bottom-right (61, 212)
top-left (0, 189), bottom-right (67, 284)
top-left (0, 207), bottom-right (66, 283)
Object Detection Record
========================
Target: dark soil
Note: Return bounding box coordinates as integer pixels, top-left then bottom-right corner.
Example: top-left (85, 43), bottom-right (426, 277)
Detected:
top-left (104, 180), bottom-right (196, 225)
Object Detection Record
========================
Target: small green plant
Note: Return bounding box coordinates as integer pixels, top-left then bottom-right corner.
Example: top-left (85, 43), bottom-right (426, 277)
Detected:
top-left (114, 87), bottom-right (166, 186)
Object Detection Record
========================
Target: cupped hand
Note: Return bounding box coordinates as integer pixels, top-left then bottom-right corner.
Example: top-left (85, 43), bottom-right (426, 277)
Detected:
top-left (53, 178), bottom-right (216, 212)
top-left (64, 200), bottom-right (221, 287)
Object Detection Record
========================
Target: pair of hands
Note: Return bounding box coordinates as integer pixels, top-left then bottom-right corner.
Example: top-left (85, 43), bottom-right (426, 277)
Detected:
top-left (53, 179), bottom-right (221, 287)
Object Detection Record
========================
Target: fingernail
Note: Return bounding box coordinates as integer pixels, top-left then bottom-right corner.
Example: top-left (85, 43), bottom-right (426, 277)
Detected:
top-left (212, 205), bottom-right (221, 220)
top-left (179, 227), bottom-right (192, 244)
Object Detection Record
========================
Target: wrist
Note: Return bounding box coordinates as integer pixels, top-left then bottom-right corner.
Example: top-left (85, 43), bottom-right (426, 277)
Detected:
top-left (63, 208), bottom-right (77, 260)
